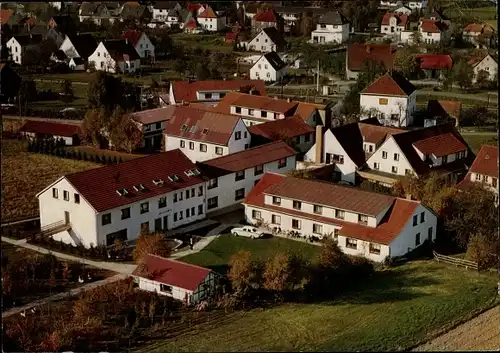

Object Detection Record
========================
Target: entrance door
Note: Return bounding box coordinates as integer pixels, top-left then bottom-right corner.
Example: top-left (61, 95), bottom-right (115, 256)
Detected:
top-left (64, 211), bottom-right (70, 224)
top-left (163, 215), bottom-right (168, 230)
top-left (155, 218), bottom-right (162, 232)
top-left (325, 153), bottom-right (332, 165)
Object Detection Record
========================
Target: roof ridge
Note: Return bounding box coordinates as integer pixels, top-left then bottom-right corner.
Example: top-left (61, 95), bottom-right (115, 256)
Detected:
top-left (200, 141), bottom-right (296, 163)
top-left (147, 254), bottom-right (211, 272)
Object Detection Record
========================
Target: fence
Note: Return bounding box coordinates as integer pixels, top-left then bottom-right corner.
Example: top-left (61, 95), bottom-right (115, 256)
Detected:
top-left (433, 251), bottom-right (479, 270)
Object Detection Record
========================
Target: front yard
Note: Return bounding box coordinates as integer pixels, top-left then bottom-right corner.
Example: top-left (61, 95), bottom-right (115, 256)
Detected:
top-left (462, 132), bottom-right (498, 153)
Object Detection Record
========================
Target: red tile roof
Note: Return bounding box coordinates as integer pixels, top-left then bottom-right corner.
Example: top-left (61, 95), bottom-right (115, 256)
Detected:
top-left (427, 100), bottom-right (462, 119)
top-left (198, 6), bottom-right (217, 18)
top-left (225, 32), bottom-right (238, 41)
top-left (171, 80), bottom-right (267, 103)
top-left (164, 105), bottom-right (241, 145)
top-left (20, 120), bottom-right (82, 137)
top-left (415, 54), bottom-right (453, 70)
top-left (464, 23), bottom-right (495, 34)
top-left (347, 44), bottom-right (396, 72)
top-left (132, 254), bottom-right (211, 291)
top-left (264, 176), bottom-right (396, 216)
top-left (121, 30), bottom-right (143, 47)
top-left (216, 92), bottom-right (298, 114)
top-left (468, 144), bottom-right (498, 178)
top-left (412, 133), bottom-right (467, 158)
top-left (243, 173), bottom-right (421, 245)
top-left (187, 3), bottom-right (204, 13)
top-left (197, 141), bottom-right (296, 177)
top-left (420, 19), bottom-right (447, 33)
top-left (362, 72), bottom-right (416, 97)
top-left (130, 107), bottom-right (171, 125)
top-left (254, 9), bottom-right (279, 23)
top-left (0, 9), bottom-right (13, 25)
top-left (358, 123), bottom-right (405, 145)
top-left (63, 150), bottom-right (206, 212)
top-left (381, 12), bottom-right (408, 26)
top-left (248, 115), bottom-right (314, 139)
top-left (293, 102), bottom-right (322, 121)
top-left (184, 17), bottom-right (200, 29)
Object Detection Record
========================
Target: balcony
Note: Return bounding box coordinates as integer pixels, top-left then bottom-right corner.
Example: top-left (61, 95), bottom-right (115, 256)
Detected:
top-left (40, 220), bottom-right (71, 237)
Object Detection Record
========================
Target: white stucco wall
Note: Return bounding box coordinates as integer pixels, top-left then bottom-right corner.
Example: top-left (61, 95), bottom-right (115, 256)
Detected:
top-left (88, 42), bottom-right (141, 73)
top-left (366, 136), bottom-right (415, 177)
top-left (250, 56), bottom-right (286, 82)
top-left (6, 38), bottom-right (22, 65)
top-left (134, 34), bottom-right (155, 58)
top-left (59, 36), bottom-right (80, 59)
top-left (136, 277), bottom-right (193, 301)
top-left (247, 30), bottom-right (280, 52)
top-left (198, 16), bottom-right (226, 32)
top-left (311, 23), bottom-right (350, 44)
top-left (420, 28), bottom-right (442, 43)
top-left (472, 55), bottom-right (498, 83)
top-left (360, 92), bottom-right (416, 127)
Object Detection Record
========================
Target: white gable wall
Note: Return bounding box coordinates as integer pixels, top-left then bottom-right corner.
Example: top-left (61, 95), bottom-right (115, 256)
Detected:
top-left (471, 55), bottom-right (498, 83)
top-left (360, 91), bottom-right (416, 127)
top-left (366, 136), bottom-right (415, 177)
top-left (59, 36), bottom-right (81, 59)
top-left (250, 55), bottom-right (286, 82)
top-left (247, 30), bottom-right (279, 52)
top-left (227, 119), bottom-right (252, 153)
top-left (6, 38), bottom-right (23, 65)
top-left (134, 33), bottom-right (155, 58)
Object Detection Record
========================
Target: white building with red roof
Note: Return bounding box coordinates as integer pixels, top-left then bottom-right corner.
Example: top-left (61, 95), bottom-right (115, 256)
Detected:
top-left (36, 150), bottom-right (209, 248)
top-left (380, 12), bottom-right (409, 36)
top-left (121, 30), bottom-right (155, 58)
top-left (345, 44), bottom-right (396, 80)
top-left (163, 105), bottom-right (251, 162)
top-left (310, 10), bottom-right (350, 44)
top-left (88, 39), bottom-right (141, 73)
top-left (197, 5), bottom-right (226, 32)
top-left (360, 71), bottom-right (417, 127)
top-left (468, 53), bottom-right (498, 83)
top-left (242, 173), bottom-right (437, 262)
top-left (132, 254), bottom-right (218, 304)
top-left (20, 120), bottom-right (83, 146)
top-left (457, 144), bottom-right (499, 204)
top-left (419, 19), bottom-right (450, 44)
top-left (462, 23), bottom-right (495, 48)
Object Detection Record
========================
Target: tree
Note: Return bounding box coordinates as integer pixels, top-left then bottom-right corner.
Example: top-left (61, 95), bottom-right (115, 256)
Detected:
top-left (173, 58), bottom-right (187, 78)
top-left (81, 108), bottom-right (108, 147)
top-left (318, 237), bottom-right (349, 274)
top-left (109, 111), bottom-right (142, 153)
top-left (475, 69), bottom-right (490, 89)
top-left (87, 71), bottom-right (125, 111)
top-left (394, 48), bottom-right (418, 77)
top-left (61, 79), bottom-right (73, 97)
top-left (453, 59), bottom-right (474, 93)
top-left (195, 62), bottom-right (211, 81)
top-left (263, 253), bottom-right (292, 292)
top-left (133, 232), bottom-right (172, 264)
top-left (228, 250), bottom-right (256, 294)
top-left (409, 31), bottom-right (423, 46)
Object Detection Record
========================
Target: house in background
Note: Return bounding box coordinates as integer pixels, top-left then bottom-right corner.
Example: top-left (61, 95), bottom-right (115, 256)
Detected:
top-left (130, 107), bottom-right (171, 150)
top-left (457, 144), bottom-right (499, 204)
top-left (20, 120), bottom-right (82, 146)
top-left (250, 51), bottom-right (286, 82)
top-left (59, 33), bottom-right (98, 64)
top-left (197, 141), bottom-right (297, 214)
top-left (346, 43), bottom-right (396, 80)
top-left (415, 54), bottom-right (452, 79)
top-left (468, 53), bottom-right (498, 83)
top-left (164, 105), bottom-right (251, 162)
top-left (463, 23), bottom-right (495, 48)
top-left (152, 1), bottom-right (182, 22)
top-left (162, 79), bottom-right (267, 106)
top-left (132, 255), bottom-right (218, 305)
top-left (310, 10), bottom-right (350, 44)
top-left (197, 6), bottom-right (226, 32)
top-left (183, 13), bottom-right (203, 34)
top-left (119, 2), bottom-right (152, 23)
top-left (36, 150), bottom-right (208, 248)
top-left (78, 2), bottom-right (117, 25)
top-left (244, 27), bottom-right (287, 53)
top-left (165, 7), bottom-right (189, 28)
top-left (360, 71), bottom-right (417, 127)
top-left (88, 39), bottom-right (141, 73)
top-left (419, 19), bottom-right (450, 44)
top-left (6, 35), bottom-right (43, 65)
top-left (122, 30), bottom-right (155, 58)
top-left (380, 12), bottom-right (409, 36)
top-left (394, 5), bottom-right (412, 15)
top-left (243, 173), bottom-right (438, 262)
top-left (251, 9), bottom-right (284, 34)
top-left (427, 100), bottom-right (462, 127)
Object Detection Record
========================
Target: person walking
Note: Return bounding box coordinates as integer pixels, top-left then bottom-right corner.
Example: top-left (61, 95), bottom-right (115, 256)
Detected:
top-left (189, 236), bottom-right (194, 250)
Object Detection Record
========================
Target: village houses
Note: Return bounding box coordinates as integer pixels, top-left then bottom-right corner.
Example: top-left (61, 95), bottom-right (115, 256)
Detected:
top-left (250, 51), bottom-right (287, 82)
top-left (462, 23), bottom-right (496, 48)
top-left (310, 10), bottom-right (350, 44)
top-left (87, 39), bottom-right (141, 73)
top-left (243, 173), bottom-right (438, 262)
top-left (129, 107), bottom-right (171, 151)
top-left (251, 9), bottom-right (284, 35)
top-left (58, 33), bottom-right (98, 69)
top-left (418, 19), bottom-right (450, 44)
top-left (151, 1), bottom-right (182, 22)
top-left (244, 27), bottom-right (287, 53)
top-left (346, 43), bottom-right (396, 80)
top-left (380, 12), bottom-right (409, 36)
top-left (121, 30), bottom-right (155, 58)
top-left (468, 53), bottom-right (498, 83)
top-left (6, 35), bottom-right (43, 65)
top-left (197, 6), bottom-right (226, 32)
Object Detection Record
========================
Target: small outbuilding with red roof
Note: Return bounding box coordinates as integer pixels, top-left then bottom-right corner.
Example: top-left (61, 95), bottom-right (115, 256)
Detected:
top-left (415, 54), bottom-right (453, 79)
top-left (20, 120), bottom-right (82, 146)
top-left (132, 254), bottom-right (219, 305)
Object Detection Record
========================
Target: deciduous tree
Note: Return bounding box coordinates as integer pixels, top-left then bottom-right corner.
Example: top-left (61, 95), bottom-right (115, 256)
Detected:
top-left (453, 59), bottom-right (474, 93)
top-left (133, 232), bottom-right (172, 263)
top-left (81, 108), bottom-right (108, 147)
top-left (228, 250), bottom-right (256, 294)
top-left (263, 252), bottom-right (292, 292)
top-left (109, 110), bottom-right (142, 153)
top-left (394, 48), bottom-right (418, 77)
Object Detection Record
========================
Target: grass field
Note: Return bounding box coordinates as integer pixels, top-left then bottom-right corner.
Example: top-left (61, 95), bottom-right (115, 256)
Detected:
top-left (1, 140), bottom-right (99, 223)
top-left (136, 235), bottom-right (498, 352)
top-left (444, 5), bottom-right (498, 29)
top-left (462, 132), bottom-right (498, 153)
top-left (170, 32), bottom-right (234, 53)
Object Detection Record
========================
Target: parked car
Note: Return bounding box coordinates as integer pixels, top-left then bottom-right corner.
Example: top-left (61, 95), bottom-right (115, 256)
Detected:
top-left (231, 226), bottom-right (265, 239)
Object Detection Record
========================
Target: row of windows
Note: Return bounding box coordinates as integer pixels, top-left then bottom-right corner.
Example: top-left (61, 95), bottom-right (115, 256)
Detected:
top-left (144, 122), bottom-right (162, 132)
top-left (372, 163), bottom-right (412, 175)
top-left (180, 140), bottom-right (224, 154)
top-left (233, 106), bottom-right (278, 119)
top-left (173, 186), bottom-right (204, 202)
top-left (474, 173), bottom-right (498, 187)
top-left (272, 197), bottom-right (352, 221)
top-left (53, 188), bottom-right (80, 204)
top-left (201, 92), bottom-right (226, 100)
top-left (173, 204), bottom-right (204, 222)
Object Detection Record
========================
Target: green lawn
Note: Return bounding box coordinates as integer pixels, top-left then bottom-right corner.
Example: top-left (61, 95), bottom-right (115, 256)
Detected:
top-left (444, 5), bottom-right (497, 29)
top-left (138, 249), bottom-right (498, 352)
top-left (462, 133), bottom-right (498, 153)
top-left (170, 32), bottom-right (233, 53)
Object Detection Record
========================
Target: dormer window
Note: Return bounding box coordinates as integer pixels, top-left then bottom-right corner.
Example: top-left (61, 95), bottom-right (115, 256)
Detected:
top-left (133, 184), bottom-right (145, 192)
top-left (272, 196), bottom-right (281, 205)
top-left (181, 124), bottom-right (188, 132)
top-left (116, 188), bottom-right (128, 196)
top-left (202, 128), bottom-right (209, 134)
top-left (153, 179), bottom-right (164, 186)
top-left (168, 175), bottom-right (179, 182)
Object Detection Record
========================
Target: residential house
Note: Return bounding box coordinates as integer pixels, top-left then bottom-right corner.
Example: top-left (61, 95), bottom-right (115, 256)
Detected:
top-left (122, 30), bottom-right (155, 58)
top-left (394, 6), bottom-right (412, 15)
top-left (186, 3), bottom-right (207, 16)
top-left (164, 105), bottom-right (251, 162)
top-left (0, 62), bottom-right (22, 103)
top-left (463, 23), bottom-right (495, 48)
top-left (251, 9), bottom-right (284, 34)
top-left (132, 255), bottom-right (218, 305)
top-left (197, 6), bottom-right (226, 32)
top-left (152, 1), bottom-right (182, 22)
top-left (468, 53), bottom-right (498, 83)
top-left (245, 27), bottom-right (286, 53)
top-left (247, 116), bottom-right (315, 153)
top-left (304, 119), bottom-right (405, 184)
top-left (78, 2), bottom-right (117, 25)
top-left (36, 150), bottom-right (208, 248)
top-left (197, 141), bottom-right (297, 213)
top-left (270, 6), bottom-right (330, 35)
top-left (19, 120), bottom-right (82, 146)
top-left (119, 2), bottom-right (152, 23)
top-left (380, 12), bottom-right (409, 36)
top-left (360, 123), bottom-right (474, 187)
top-left (249, 51), bottom-right (287, 82)
top-left (6, 35), bottom-right (43, 65)
top-left (165, 7), bottom-right (190, 28)
top-left (225, 31), bottom-right (239, 44)
top-left (59, 33), bottom-right (98, 62)
top-left (408, 0), bottom-right (428, 9)
top-left (457, 145), bottom-right (499, 204)
top-left (427, 100), bottom-right (462, 127)
top-left (162, 79), bottom-right (267, 106)
top-left (346, 43), bottom-right (396, 80)
top-left (419, 19), bottom-right (450, 44)
top-left (88, 39), bottom-right (141, 73)
top-left (415, 54), bottom-right (453, 79)
top-left (69, 57), bottom-right (86, 71)
top-left (183, 13), bottom-right (203, 34)
top-left (360, 71), bottom-right (417, 127)
top-left (310, 10), bottom-right (350, 44)
top-left (45, 27), bottom-right (66, 48)
top-left (243, 173), bottom-right (438, 262)
top-left (130, 107), bottom-right (172, 150)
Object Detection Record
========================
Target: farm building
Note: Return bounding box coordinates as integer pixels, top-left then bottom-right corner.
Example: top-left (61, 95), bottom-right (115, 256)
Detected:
top-left (20, 120), bottom-right (82, 146)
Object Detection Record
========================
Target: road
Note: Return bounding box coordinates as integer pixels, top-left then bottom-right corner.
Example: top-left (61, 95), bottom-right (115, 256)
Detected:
top-left (3, 115), bottom-right (83, 125)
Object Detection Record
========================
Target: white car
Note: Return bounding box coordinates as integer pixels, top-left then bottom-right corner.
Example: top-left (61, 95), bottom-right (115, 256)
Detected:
top-left (231, 226), bottom-right (265, 239)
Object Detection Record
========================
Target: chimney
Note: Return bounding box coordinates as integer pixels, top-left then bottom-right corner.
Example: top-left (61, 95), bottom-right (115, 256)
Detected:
top-left (366, 45), bottom-right (371, 53)
top-left (287, 98), bottom-right (291, 102)
top-left (315, 125), bottom-right (323, 164)
top-left (406, 193), bottom-right (412, 200)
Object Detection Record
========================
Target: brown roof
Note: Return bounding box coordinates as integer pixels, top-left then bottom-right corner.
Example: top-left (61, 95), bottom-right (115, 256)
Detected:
top-left (362, 72), bottom-right (416, 97)
top-left (427, 100), bottom-right (462, 119)
top-left (130, 107), bottom-right (172, 125)
top-left (413, 133), bottom-right (468, 158)
top-left (244, 173), bottom-right (421, 245)
top-left (468, 144), bottom-right (498, 178)
top-left (464, 23), bottom-right (495, 34)
top-left (0, 9), bottom-right (13, 25)
top-left (198, 5), bottom-right (218, 18)
top-left (62, 149), bottom-right (206, 212)
top-left (20, 120), bottom-right (82, 137)
top-left (254, 9), bottom-right (279, 23)
top-left (197, 141), bottom-right (297, 177)
top-left (171, 80), bottom-right (267, 103)
top-left (264, 176), bottom-right (396, 216)
top-left (164, 105), bottom-right (242, 145)
top-left (132, 254), bottom-right (211, 291)
top-left (247, 115), bottom-right (314, 139)
top-left (347, 44), bottom-right (396, 72)
top-left (216, 92), bottom-right (298, 114)
top-left (381, 12), bottom-right (408, 26)
top-left (420, 19), bottom-right (448, 33)
top-left (293, 102), bottom-right (321, 121)
top-left (358, 123), bottom-right (405, 145)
